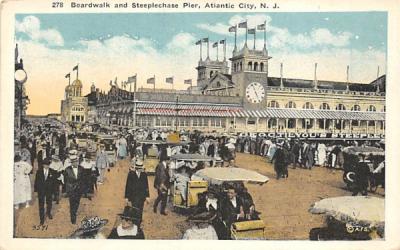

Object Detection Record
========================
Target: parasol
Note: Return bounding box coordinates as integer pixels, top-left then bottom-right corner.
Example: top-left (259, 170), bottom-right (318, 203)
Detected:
top-left (192, 167), bottom-right (269, 185)
top-left (309, 196), bottom-right (384, 231)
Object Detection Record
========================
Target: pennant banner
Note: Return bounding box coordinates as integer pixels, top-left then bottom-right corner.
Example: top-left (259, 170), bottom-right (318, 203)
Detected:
top-left (73, 65), bottom-right (78, 71)
top-left (65, 73), bottom-right (70, 78)
top-left (195, 40), bottom-right (202, 45)
top-left (257, 23), bottom-right (266, 30)
top-left (212, 42), bottom-right (218, 48)
top-left (127, 75), bottom-right (137, 83)
top-left (166, 77), bottom-right (174, 84)
top-left (238, 21), bottom-right (247, 28)
top-left (202, 37), bottom-right (209, 43)
top-left (147, 77), bottom-right (155, 84)
top-left (228, 26), bottom-right (237, 32)
top-left (184, 79), bottom-right (192, 85)
top-left (219, 39), bottom-right (225, 44)
top-left (248, 28), bottom-right (256, 34)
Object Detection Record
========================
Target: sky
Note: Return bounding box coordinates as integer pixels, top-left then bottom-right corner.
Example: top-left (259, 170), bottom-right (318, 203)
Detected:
top-left (15, 12), bottom-right (387, 115)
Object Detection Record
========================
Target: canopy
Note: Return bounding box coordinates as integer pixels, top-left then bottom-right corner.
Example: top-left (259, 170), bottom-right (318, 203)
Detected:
top-left (309, 196), bottom-right (384, 230)
top-left (343, 146), bottom-right (385, 156)
top-left (171, 154), bottom-right (214, 162)
top-left (192, 168), bottom-right (269, 185)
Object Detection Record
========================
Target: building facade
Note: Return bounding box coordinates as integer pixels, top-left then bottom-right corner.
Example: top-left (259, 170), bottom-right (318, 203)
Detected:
top-left (60, 78), bottom-right (88, 123)
top-left (91, 43), bottom-right (385, 137)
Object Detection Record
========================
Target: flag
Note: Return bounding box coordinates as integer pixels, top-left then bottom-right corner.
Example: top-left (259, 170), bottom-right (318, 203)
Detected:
top-left (228, 26), bottom-right (237, 32)
top-left (212, 42), bottom-right (218, 48)
top-left (166, 77), bottom-right (173, 84)
top-left (147, 77), bottom-right (155, 84)
top-left (195, 40), bottom-right (202, 45)
top-left (184, 79), bottom-right (192, 85)
top-left (73, 65), bottom-right (78, 71)
top-left (202, 37), bottom-right (209, 43)
top-left (238, 21), bottom-right (247, 28)
top-left (65, 73), bottom-right (70, 78)
top-left (248, 28), bottom-right (256, 34)
top-left (257, 23), bottom-right (266, 30)
top-left (127, 75), bottom-right (137, 83)
top-left (219, 39), bottom-right (225, 44)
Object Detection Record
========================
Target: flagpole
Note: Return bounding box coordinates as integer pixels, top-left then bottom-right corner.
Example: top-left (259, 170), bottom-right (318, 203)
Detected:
top-left (153, 75), bottom-right (155, 92)
top-left (223, 38), bottom-right (226, 61)
top-left (253, 30), bottom-right (256, 50)
top-left (263, 20), bottom-right (266, 49)
top-left (207, 36), bottom-right (209, 60)
top-left (200, 40), bottom-right (203, 61)
top-left (245, 20), bottom-right (248, 48)
top-left (76, 64), bottom-right (79, 80)
top-left (234, 25), bottom-right (237, 52)
top-left (216, 42), bottom-right (219, 61)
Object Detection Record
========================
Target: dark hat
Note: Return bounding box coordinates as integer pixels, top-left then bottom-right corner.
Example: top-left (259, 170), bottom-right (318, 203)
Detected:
top-left (187, 211), bottom-right (216, 223)
top-left (75, 216), bottom-right (108, 234)
top-left (118, 206), bottom-right (141, 223)
top-left (42, 158), bottom-right (51, 166)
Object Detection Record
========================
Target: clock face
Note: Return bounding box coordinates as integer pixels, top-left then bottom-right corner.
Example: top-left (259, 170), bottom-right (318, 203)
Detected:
top-left (14, 69), bottom-right (27, 83)
top-left (246, 82), bottom-right (265, 104)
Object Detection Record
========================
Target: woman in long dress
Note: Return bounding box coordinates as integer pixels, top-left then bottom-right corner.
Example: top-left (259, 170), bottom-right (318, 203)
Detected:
top-left (14, 154), bottom-right (33, 209)
top-left (317, 143), bottom-right (327, 166)
top-left (117, 135), bottom-right (128, 159)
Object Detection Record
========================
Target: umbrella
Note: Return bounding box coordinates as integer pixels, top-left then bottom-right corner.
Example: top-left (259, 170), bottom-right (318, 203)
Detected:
top-left (309, 196), bottom-right (384, 230)
top-left (192, 168), bottom-right (269, 185)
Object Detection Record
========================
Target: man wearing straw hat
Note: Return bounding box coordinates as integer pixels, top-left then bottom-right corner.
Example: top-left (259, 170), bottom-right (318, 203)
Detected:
top-left (124, 158), bottom-right (150, 220)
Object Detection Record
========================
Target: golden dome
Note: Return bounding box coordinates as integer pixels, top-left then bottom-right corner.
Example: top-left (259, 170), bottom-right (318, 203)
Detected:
top-left (71, 79), bottom-right (83, 87)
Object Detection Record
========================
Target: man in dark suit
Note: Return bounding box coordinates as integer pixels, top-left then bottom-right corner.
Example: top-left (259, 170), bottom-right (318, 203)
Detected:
top-left (124, 158), bottom-right (149, 220)
top-left (221, 186), bottom-right (244, 238)
top-left (63, 155), bottom-right (83, 224)
top-left (153, 156), bottom-right (170, 215)
top-left (34, 158), bottom-right (57, 225)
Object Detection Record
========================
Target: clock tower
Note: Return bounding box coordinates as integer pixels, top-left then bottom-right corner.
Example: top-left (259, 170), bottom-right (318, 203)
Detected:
top-left (229, 45), bottom-right (271, 108)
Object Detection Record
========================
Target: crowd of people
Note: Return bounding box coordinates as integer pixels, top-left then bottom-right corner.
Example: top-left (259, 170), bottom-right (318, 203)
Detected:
top-left (13, 120), bottom-right (385, 239)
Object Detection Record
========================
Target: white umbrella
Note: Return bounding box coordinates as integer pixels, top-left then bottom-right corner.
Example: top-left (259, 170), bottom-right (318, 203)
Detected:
top-left (310, 196), bottom-right (384, 230)
top-left (192, 168), bottom-right (269, 185)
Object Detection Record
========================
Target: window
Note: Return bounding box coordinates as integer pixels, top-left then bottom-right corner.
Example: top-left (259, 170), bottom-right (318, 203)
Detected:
top-left (382, 106), bottom-right (386, 112)
top-left (260, 62), bottom-right (264, 72)
top-left (209, 71), bottom-right (214, 78)
top-left (247, 119), bottom-right (256, 125)
top-left (303, 102), bottom-right (314, 109)
top-left (268, 118), bottom-right (277, 128)
top-left (351, 105), bottom-right (361, 111)
top-left (319, 103), bottom-right (330, 110)
top-left (254, 62), bottom-right (258, 71)
top-left (336, 104), bottom-right (346, 110)
top-left (233, 64), bottom-right (237, 72)
top-left (267, 101), bottom-right (279, 108)
top-left (248, 62), bottom-right (252, 71)
top-left (285, 101), bottom-right (296, 109)
top-left (287, 119), bottom-right (296, 128)
top-left (240, 62), bottom-right (243, 71)
top-left (367, 105), bottom-right (376, 112)
top-left (302, 119), bottom-right (313, 129)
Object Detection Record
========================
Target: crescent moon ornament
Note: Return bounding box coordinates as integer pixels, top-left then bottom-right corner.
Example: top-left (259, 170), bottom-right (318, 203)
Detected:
top-left (346, 172), bottom-right (355, 182)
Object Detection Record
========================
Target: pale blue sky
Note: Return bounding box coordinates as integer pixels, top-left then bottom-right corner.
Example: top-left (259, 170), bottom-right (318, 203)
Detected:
top-left (16, 12), bottom-right (387, 52)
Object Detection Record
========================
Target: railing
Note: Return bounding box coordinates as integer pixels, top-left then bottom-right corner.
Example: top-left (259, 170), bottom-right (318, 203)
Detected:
top-left (265, 86), bottom-right (385, 97)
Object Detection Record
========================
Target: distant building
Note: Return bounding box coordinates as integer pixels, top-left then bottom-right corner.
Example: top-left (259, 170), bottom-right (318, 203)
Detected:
top-left (60, 77), bottom-right (88, 123)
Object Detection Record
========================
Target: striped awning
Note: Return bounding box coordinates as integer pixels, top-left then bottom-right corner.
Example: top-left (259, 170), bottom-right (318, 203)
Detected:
top-left (114, 102), bottom-right (385, 121)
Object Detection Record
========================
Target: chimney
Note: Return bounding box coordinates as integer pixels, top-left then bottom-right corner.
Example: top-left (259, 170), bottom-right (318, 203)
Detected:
top-left (280, 62), bottom-right (284, 88)
top-left (313, 63), bottom-right (318, 89)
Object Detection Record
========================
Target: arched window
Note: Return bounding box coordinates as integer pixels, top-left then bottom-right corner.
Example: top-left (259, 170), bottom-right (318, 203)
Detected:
top-left (303, 102), bottom-right (314, 109)
top-left (285, 101), bottom-right (296, 109)
top-left (336, 104), bottom-right (346, 110)
top-left (367, 105), bottom-right (376, 112)
top-left (216, 82), bottom-right (221, 87)
top-left (248, 62), bottom-right (253, 71)
top-left (260, 62), bottom-right (264, 72)
top-left (351, 105), bottom-right (361, 111)
top-left (319, 103), bottom-right (330, 110)
top-left (254, 62), bottom-right (258, 71)
top-left (268, 101), bottom-right (279, 108)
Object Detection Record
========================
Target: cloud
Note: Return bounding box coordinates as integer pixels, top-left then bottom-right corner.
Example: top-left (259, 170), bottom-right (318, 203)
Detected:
top-left (197, 14), bottom-right (353, 49)
top-left (16, 15), bottom-right (64, 46)
top-left (16, 15), bottom-right (384, 115)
